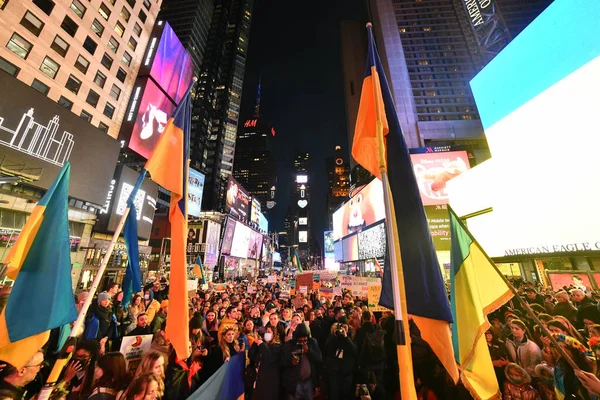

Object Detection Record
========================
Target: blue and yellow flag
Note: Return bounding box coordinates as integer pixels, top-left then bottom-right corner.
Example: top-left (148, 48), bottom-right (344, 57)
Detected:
top-left (0, 163), bottom-right (77, 368)
top-left (189, 352), bottom-right (245, 400)
top-left (352, 26), bottom-right (458, 383)
top-left (145, 89), bottom-right (192, 360)
top-left (292, 248), bottom-right (302, 273)
top-left (122, 191), bottom-right (143, 308)
top-left (450, 209), bottom-right (513, 399)
top-left (193, 255), bottom-right (206, 285)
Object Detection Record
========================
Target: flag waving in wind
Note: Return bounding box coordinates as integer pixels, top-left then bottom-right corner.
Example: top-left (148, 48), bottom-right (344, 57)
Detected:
top-left (0, 163), bottom-right (77, 368)
top-left (352, 24), bottom-right (459, 384)
top-left (145, 88), bottom-right (192, 360)
top-left (122, 192), bottom-right (143, 308)
top-left (193, 255), bottom-right (206, 285)
top-left (450, 209), bottom-right (513, 399)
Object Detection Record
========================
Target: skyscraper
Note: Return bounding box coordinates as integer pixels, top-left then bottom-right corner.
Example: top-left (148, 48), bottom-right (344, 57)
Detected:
top-left (326, 146), bottom-right (350, 230)
top-left (233, 80), bottom-right (277, 214)
top-left (353, 0), bottom-right (552, 159)
top-left (0, 0), bottom-right (163, 139)
top-left (292, 151), bottom-right (311, 265)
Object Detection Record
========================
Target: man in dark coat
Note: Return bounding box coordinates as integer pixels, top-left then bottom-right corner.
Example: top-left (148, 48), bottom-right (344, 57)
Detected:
top-left (127, 313), bottom-right (153, 336)
top-left (281, 323), bottom-right (322, 400)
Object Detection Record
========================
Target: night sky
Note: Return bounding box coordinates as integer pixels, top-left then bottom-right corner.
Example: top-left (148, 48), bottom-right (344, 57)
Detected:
top-left (239, 0), bottom-right (369, 250)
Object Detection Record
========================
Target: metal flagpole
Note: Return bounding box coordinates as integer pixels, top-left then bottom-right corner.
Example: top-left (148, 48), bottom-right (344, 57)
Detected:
top-left (367, 22), bottom-right (417, 399)
top-left (37, 170), bottom-right (147, 400)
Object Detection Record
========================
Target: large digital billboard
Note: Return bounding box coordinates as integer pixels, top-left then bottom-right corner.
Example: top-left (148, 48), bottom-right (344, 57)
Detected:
top-left (409, 151), bottom-right (470, 206)
top-left (357, 221), bottom-right (386, 260)
top-left (250, 198), bottom-right (261, 225)
top-left (204, 221), bottom-right (220, 267)
top-left (188, 169), bottom-right (205, 217)
top-left (324, 230), bottom-right (339, 270)
top-left (449, 0), bottom-right (600, 258)
top-left (230, 221), bottom-right (251, 258)
top-left (97, 165), bottom-right (158, 239)
top-left (0, 71), bottom-right (120, 206)
top-left (220, 218), bottom-right (236, 256)
top-left (247, 230), bottom-right (263, 260)
top-left (225, 176), bottom-right (251, 221)
top-left (124, 78), bottom-right (177, 159)
top-left (332, 178), bottom-right (385, 241)
top-left (140, 22), bottom-right (194, 104)
top-left (257, 212), bottom-right (268, 233)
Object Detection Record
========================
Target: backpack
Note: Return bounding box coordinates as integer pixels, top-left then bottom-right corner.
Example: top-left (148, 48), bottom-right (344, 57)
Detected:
top-left (361, 329), bottom-right (386, 365)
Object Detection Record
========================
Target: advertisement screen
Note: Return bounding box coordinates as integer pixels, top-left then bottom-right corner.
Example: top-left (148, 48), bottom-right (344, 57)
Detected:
top-left (357, 222), bottom-right (386, 260)
top-left (299, 217), bottom-right (308, 226)
top-left (126, 78), bottom-right (176, 159)
top-left (258, 212), bottom-right (268, 233)
top-left (272, 252), bottom-right (281, 263)
top-left (188, 169), bottom-right (205, 217)
top-left (247, 230), bottom-right (263, 259)
top-left (342, 234), bottom-right (358, 262)
top-left (332, 178), bottom-right (386, 241)
top-left (0, 72), bottom-right (120, 206)
top-left (146, 23), bottom-right (194, 104)
top-left (250, 198), bottom-right (261, 225)
top-left (221, 218), bottom-right (236, 256)
top-left (324, 231), bottom-right (334, 254)
top-left (334, 240), bottom-right (343, 262)
top-left (299, 231), bottom-right (308, 243)
top-left (424, 205), bottom-right (451, 252)
top-left (230, 221), bottom-right (251, 258)
top-left (225, 176), bottom-right (251, 221)
top-left (410, 151), bottom-right (470, 206)
top-left (203, 221), bottom-right (220, 267)
top-left (187, 226), bottom-right (202, 254)
top-left (98, 165), bottom-right (158, 239)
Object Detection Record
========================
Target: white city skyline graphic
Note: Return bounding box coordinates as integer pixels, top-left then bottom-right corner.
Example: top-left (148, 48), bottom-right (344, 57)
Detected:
top-left (0, 108), bottom-right (75, 167)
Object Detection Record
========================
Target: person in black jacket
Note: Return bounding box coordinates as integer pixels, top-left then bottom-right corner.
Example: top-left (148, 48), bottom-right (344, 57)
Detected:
top-left (126, 313), bottom-right (152, 336)
top-left (248, 326), bottom-right (282, 399)
top-left (281, 323), bottom-right (322, 400)
top-left (324, 322), bottom-right (357, 400)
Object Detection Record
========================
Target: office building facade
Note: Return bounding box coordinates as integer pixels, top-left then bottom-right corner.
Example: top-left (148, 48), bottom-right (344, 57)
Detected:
top-left (326, 146), bottom-right (350, 230)
top-left (0, 0), bottom-right (162, 139)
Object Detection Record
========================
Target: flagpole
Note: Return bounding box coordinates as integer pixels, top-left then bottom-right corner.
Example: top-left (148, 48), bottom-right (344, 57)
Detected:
top-left (366, 22), bottom-right (417, 400)
top-left (37, 169), bottom-right (147, 400)
top-left (448, 206), bottom-right (580, 371)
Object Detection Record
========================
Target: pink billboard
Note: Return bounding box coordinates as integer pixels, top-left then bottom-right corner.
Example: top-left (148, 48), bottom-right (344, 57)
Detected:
top-left (409, 151), bottom-right (471, 206)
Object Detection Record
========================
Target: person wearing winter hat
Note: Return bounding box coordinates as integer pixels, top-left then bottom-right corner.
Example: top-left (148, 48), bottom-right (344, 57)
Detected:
top-left (189, 313), bottom-right (204, 349)
top-left (281, 323), bottom-right (322, 400)
top-left (502, 363), bottom-right (540, 400)
top-left (142, 289), bottom-right (161, 323)
top-left (83, 292), bottom-right (118, 343)
top-left (534, 363), bottom-right (558, 400)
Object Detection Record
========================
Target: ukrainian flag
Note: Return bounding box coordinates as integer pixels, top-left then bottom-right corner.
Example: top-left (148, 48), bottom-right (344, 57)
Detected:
top-left (0, 163), bottom-right (77, 368)
top-left (189, 352), bottom-right (245, 400)
top-left (192, 255), bottom-right (206, 285)
top-left (145, 89), bottom-right (192, 360)
top-left (122, 195), bottom-right (142, 308)
top-left (292, 248), bottom-right (302, 273)
top-left (450, 209), bottom-right (513, 399)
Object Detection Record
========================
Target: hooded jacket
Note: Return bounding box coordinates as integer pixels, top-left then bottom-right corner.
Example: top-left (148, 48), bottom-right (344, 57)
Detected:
top-left (280, 323), bottom-right (322, 394)
top-left (505, 335), bottom-right (542, 378)
top-left (502, 363), bottom-right (540, 400)
top-left (143, 291), bottom-right (161, 323)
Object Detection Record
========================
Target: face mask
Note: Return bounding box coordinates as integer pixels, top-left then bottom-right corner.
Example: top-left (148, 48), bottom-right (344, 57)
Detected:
top-left (264, 333), bottom-right (273, 342)
top-left (144, 295), bottom-right (150, 300)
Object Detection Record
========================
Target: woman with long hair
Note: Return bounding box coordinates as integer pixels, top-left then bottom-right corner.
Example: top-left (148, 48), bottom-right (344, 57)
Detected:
top-left (218, 326), bottom-right (242, 363)
top-left (126, 295), bottom-right (143, 334)
top-left (118, 373), bottom-right (163, 400)
top-left (88, 353), bottom-right (129, 400)
top-left (240, 319), bottom-right (256, 349)
top-left (134, 351), bottom-right (165, 381)
top-left (202, 311), bottom-right (219, 348)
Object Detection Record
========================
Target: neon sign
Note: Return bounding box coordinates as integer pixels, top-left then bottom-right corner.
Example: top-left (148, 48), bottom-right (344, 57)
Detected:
top-left (244, 119), bottom-right (257, 128)
top-left (271, 127), bottom-right (276, 136)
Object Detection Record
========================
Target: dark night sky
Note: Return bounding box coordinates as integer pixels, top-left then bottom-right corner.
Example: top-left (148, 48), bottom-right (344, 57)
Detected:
top-left (239, 0), bottom-right (369, 250)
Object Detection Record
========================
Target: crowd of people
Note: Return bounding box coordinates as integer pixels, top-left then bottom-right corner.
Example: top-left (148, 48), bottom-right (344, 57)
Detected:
top-left (4, 275), bottom-right (600, 399)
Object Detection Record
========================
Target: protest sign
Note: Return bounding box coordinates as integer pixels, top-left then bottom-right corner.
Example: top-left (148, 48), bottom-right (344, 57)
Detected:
top-left (368, 284), bottom-right (392, 312)
top-left (120, 334), bottom-right (153, 375)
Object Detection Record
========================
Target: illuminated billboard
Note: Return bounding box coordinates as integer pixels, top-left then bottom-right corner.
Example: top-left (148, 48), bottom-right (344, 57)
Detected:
top-left (324, 230), bottom-right (339, 270)
top-left (247, 230), bottom-right (263, 259)
top-left (250, 198), bottom-right (261, 225)
top-left (124, 78), bottom-right (176, 159)
top-left (409, 151), bottom-right (470, 206)
top-left (203, 221), bottom-right (220, 267)
top-left (97, 165), bottom-right (158, 239)
top-left (258, 212), bottom-right (268, 233)
top-left (357, 221), bottom-right (386, 260)
top-left (296, 175), bottom-right (308, 183)
top-left (299, 217), bottom-right (307, 225)
top-left (447, 0), bottom-right (600, 258)
top-left (188, 169), bottom-right (205, 217)
top-left (299, 231), bottom-right (308, 243)
top-left (230, 221), bottom-right (251, 258)
top-left (225, 176), bottom-right (251, 221)
top-left (220, 218), bottom-right (236, 256)
top-left (332, 178), bottom-right (385, 241)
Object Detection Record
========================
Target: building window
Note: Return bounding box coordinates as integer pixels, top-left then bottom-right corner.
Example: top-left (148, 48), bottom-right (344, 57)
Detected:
top-left (101, 53), bottom-right (113, 70)
top-left (143, 0), bottom-right (150, 10)
top-left (121, 52), bottom-right (131, 67)
top-left (32, 0), bottom-right (55, 15)
top-left (127, 37), bottom-right (137, 51)
top-left (83, 36), bottom-right (97, 55)
top-left (133, 22), bottom-right (142, 37)
top-left (86, 90), bottom-right (100, 107)
top-left (138, 10), bottom-right (146, 23)
top-left (74, 54), bottom-right (89, 74)
top-left (65, 74), bottom-right (81, 94)
top-left (31, 79), bottom-right (49, 95)
top-left (70, 0), bottom-right (86, 18)
top-left (58, 96), bottom-right (73, 110)
top-left (114, 21), bottom-right (125, 37)
top-left (91, 19), bottom-right (104, 37)
top-left (40, 56), bottom-right (59, 78)
top-left (98, 122), bottom-right (109, 133)
top-left (98, 3), bottom-right (111, 20)
top-left (0, 56), bottom-right (20, 77)
top-left (120, 6), bottom-right (130, 22)
top-left (116, 67), bottom-right (126, 82)
top-left (61, 16), bottom-right (78, 37)
top-left (20, 11), bottom-right (45, 36)
top-left (80, 110), bottom-right (92, 122)
top-left (107, 36), bottom-right (119, 53)
top-left (93, 70), bottom-right (106, 88)
top-left (103, 103), bottom-right (115, 119)
top-left (109, 84), bottom-right (121, 100)
top-left (50, 35), bottom-right (69, 57)
top-left (6, 33), bottom-right (32, 59)
top-left (126, 0), bottom-right (135, 8)
top-left (0, 0), bottom-right (8, 10)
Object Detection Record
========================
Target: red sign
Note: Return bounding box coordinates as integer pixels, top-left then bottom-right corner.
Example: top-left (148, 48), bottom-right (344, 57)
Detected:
top-left (244, 119), bottom-right (257, 128)
top-left (271, 127), bottom-right (276, 136)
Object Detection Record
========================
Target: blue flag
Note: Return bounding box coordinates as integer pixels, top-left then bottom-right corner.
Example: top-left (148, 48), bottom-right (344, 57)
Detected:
top-left (122, 171), bottom-right (146, 308)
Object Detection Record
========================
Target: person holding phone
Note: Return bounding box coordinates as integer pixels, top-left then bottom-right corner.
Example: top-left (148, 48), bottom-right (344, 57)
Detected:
top-left (485, 329), bottom-right (510, 388)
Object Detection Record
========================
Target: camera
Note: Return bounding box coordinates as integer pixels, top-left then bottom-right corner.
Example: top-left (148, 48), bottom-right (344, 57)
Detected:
top-left (359, 384), bottom-right (369, 396)
top-left (335, 328), bottom-right (345, 337)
